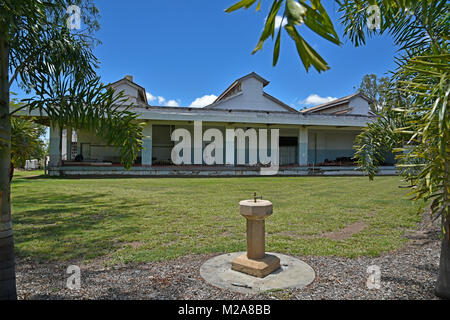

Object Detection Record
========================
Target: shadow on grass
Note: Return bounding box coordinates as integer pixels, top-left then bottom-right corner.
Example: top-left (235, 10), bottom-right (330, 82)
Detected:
top-left (12, 192), bottom-right (143, 261)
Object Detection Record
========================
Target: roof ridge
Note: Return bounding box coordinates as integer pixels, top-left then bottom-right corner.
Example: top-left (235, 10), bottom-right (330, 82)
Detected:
top-left (213, 72), bottom-right (270, 105)
top-left (300, 92), bottom-right (370, 113)
top-left (110, 77), bottom-right (148, 104)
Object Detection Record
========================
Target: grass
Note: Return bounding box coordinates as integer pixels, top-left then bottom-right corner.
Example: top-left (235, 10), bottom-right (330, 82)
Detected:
top-left (11, 170), bottom-right (422, 264)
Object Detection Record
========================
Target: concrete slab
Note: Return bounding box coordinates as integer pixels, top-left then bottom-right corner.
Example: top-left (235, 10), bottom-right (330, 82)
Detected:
top-left (49, 165), bottom-right (398, 177)
top-left (200, 252), bottom-right (315, 294)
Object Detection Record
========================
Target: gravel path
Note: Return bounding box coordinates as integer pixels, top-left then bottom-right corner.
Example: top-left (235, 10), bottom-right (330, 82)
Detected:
top-left (15, 216), bottom-right (443, 300)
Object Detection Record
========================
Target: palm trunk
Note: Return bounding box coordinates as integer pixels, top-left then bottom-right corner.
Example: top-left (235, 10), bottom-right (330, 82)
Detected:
top-left (8, 162), bottom-right (14, 183)
top-left (0, 36), bottom-right (17, 300)
top-left (435, 215), bottom-right (450, 299)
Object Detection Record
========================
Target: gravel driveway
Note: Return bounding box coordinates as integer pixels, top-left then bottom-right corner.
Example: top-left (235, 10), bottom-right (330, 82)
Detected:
top-left (15, 215), bottom-right (443, 300)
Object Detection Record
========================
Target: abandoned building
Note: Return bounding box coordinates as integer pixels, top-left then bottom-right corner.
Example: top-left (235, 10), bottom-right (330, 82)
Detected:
top-left (32, 72), bottom-right (396, 176)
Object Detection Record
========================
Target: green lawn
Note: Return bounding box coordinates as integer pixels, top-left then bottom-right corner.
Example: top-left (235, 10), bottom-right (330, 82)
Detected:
top-left (11, 170), bottom-right (421, 264)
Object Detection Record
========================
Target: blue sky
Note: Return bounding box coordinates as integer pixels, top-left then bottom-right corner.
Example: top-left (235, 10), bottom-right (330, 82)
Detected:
top-left (14, 0), bottom-right (399, 110)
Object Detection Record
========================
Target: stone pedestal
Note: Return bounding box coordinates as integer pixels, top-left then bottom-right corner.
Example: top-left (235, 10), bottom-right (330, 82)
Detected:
top-left (231, 199), bottom-right (280, 278)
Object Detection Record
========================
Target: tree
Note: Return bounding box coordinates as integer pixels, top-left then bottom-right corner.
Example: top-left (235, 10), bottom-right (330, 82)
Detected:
top-left (355, 52), bottom-right (449, 298)
top-left (225, 0), bottom-right (342, 72)
top-left (356, 74), bottom-right (390, 112)
top-left (10, 117), bottom-right (45, 179)
top-left (0, 0), bottom-right (143, 299)
top-left (9, 98), bottom-right (47, 179)
top-left (227, 0), bottom-right (449, 298)
top-left (353, 82), bottom-right (421, 180)
top-left (341, 0), bottom-right (449, 298)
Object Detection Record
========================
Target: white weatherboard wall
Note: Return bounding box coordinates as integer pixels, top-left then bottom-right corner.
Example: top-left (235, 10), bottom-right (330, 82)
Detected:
top-left (112, 82), bottom-right (139, 105)
top-left (211, 77), bottom-right (287, 112)
top-left (349, 96), bottom-right (372, 115)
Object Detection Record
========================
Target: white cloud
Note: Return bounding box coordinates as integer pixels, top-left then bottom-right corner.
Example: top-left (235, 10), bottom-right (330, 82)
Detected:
top-left (166, 99), bottom-right (180, 107)
top-left (157, 96), bottom-right (166, 104)
top-left (274, 15), bottom-right (288, 30)
top-left (146, 91), bottom-right (180, 107)
top-left (189, 94), bottom-right (217, 108)
top-left (146, 92), bottom-right (156, 102)
top-left (301, 94), bottom-right (337, 106)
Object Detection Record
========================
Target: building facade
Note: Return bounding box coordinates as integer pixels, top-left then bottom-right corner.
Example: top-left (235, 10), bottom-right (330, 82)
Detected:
top-left (43, 73), bottom-right (396, 176)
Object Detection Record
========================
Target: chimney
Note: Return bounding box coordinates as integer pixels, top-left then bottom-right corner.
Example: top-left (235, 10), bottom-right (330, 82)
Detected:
top-left (125, 75), bottom-right (133, 82)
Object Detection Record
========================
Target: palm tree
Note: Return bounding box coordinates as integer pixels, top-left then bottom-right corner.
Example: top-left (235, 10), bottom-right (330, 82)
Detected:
top-left (0, 0), bottom-right (143, 299)
top-left (9, 117), bottom-right (45, 181)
